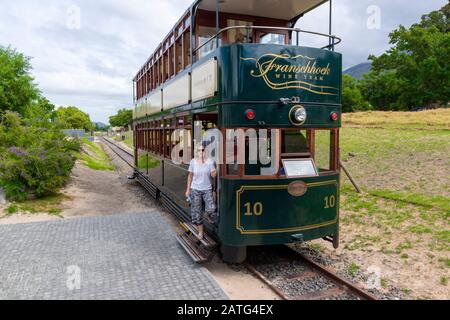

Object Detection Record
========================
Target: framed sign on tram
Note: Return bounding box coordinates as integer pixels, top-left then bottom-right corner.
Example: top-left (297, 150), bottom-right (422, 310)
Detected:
top-left (282, 158), bottom-right (319, 178)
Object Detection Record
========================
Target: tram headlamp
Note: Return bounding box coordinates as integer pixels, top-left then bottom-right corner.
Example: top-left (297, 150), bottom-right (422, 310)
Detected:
top-left (289, 105), bottom-right (307, 125)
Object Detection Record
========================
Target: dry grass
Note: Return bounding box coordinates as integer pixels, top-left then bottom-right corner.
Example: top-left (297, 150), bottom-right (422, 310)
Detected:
top-left (333, 109), bottom-right (450, 299)
top-left (343, 108), bottom-right (450, 130)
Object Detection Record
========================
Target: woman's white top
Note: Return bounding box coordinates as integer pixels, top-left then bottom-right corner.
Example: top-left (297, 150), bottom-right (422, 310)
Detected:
top-left (189, 158), bottom-right (216, 191)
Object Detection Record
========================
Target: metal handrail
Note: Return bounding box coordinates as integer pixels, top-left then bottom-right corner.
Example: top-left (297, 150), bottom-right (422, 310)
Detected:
top-left (193, 25), bottom-right (342, 55)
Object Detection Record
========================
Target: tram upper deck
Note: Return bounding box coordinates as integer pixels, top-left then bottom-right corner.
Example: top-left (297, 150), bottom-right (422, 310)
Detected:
top-left (133, 0), bottom-right (342, 123)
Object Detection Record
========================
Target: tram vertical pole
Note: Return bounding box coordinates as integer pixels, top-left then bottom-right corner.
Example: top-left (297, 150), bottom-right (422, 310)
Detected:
top-left (329, 0), bottom-right (333, 51)
top-left (132, 80), bottom-right (136, 105)
top-left (216, 0), bottom-right (220, 49)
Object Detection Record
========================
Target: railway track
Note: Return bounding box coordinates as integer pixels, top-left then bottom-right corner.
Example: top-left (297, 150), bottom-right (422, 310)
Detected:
top-left (101, 138), bottom-right (378, 300)
top-left (245, 245), bottom-right (378, 300)
top-left (101, 137), bottom-right (135, 167)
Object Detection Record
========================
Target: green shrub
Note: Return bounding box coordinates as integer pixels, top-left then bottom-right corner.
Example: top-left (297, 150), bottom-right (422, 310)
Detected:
top-left (4, 204), bottom-right (18, 215)
top-left (0, 111), bottom-right (81, 200)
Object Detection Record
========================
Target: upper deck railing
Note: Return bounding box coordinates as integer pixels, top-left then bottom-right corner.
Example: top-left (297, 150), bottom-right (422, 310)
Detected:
top-left (193, 25), bottom-right (342, 57)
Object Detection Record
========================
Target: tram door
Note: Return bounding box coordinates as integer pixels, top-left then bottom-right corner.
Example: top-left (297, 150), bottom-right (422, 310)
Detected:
top-left (193, 113), bottom-right (220, 212)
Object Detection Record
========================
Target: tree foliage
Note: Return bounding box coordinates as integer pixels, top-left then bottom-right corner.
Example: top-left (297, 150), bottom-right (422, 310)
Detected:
top-left (0, 46), bottom-right (40, 115)
top-left (94, 123), bottom-right (111, 132)
top-left (0, 111), bottom-right (80, 200)
top-left (342, 74), bottom-right (370, 112)
top-left (55, 106), bottom-right (94, 131)
top-left (0, 46), bottom-right (88, 200)
top-left (360, 4), bottom-right (450, 110)
top-left (109, 108), bottom-right (133, 127)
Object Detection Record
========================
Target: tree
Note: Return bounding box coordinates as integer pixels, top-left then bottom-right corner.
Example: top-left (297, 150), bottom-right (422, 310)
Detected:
top-left (55, 106), bottom-right (94, 131)
top-left (0, 46), bottom-right (40, 115)
top-left (109, 108), bottom-right (133, 128)
top-left (342, 74), bottom-right (370, 113)
top-left (360, 70), bottom-right (406, 111)
top-left (25, 97), bottom-right (56, 123)
top-left (360, 4), bottom-right (450, 110)
top-left (0, 111), bottom-right (80, 200)
top-left (94, 123), bottom-right (111, 132)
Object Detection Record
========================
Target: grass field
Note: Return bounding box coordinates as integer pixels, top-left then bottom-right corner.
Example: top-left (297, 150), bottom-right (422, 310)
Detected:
top-left (3, 193), bottom-right (70, 217)
top-left (79, 137), bottom-right (115, 171)
top-left (113, 131), bottom-right (133, 149)
top-left (344, 109), bottom-right (450, 130)
top-left (336, 109), bottom-right (449, 299)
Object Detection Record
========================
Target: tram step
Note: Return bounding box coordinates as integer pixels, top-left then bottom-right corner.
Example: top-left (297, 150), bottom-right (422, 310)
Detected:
top-left (181, 222), bottom-right (218, 250)
top-left (176, 232), bottom-right (215, 264)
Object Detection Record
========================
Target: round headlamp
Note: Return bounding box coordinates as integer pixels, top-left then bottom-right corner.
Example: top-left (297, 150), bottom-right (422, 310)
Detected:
top-left (289, 105), bottom-right (307, 125)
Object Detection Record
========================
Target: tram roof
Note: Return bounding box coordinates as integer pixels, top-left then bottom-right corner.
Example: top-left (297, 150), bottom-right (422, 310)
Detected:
top-left (195, 0), bottom-right (328, 22)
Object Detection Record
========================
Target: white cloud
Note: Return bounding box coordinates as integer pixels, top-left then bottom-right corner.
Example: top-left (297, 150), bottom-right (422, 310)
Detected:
top-left (0, 0), bottom-right (447, 123)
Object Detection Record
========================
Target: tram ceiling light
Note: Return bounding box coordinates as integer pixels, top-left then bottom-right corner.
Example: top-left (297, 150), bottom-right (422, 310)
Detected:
top-left (330, 112), bottom-right (339, 121)
top-left (245, 109), bottom-right (256, 120)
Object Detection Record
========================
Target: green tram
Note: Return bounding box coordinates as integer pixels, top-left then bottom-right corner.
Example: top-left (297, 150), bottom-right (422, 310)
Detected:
top-left (132, 0), bottom-right (342, 263)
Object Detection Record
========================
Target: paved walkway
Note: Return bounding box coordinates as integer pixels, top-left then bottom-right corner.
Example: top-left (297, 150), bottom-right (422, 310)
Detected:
top-left (0, 211), bottom-right (227, 300)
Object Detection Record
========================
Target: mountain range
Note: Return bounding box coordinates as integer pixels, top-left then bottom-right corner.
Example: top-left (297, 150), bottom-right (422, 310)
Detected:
top-left (343, 62), bottom-right (372, 80)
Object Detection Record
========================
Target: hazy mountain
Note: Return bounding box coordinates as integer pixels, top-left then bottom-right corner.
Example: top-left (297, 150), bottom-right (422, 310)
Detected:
top-left (344, 62), bottom-right (372, 80)
top-left (93, 122), bottom-right (108, 128)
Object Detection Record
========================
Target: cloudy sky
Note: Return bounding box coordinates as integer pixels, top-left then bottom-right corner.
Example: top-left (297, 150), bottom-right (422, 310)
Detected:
top-left (0, 0), bottom-right (446, 123)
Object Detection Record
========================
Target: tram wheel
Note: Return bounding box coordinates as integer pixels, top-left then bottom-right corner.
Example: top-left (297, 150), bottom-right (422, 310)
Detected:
top-left (221, 245), bottom-right (247, 264)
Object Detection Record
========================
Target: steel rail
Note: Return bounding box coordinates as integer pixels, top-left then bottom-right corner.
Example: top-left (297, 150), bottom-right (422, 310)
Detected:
top-left (245, 245), bottom-right (378, 301)
top-left (289, 247), bottom-right (378, 300)
top-left (101, 137), bottom-right (135, 167)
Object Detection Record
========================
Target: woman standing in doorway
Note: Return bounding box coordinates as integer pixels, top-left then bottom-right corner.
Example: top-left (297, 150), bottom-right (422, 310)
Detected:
top-left (185, 144), bottom-right (217, 240)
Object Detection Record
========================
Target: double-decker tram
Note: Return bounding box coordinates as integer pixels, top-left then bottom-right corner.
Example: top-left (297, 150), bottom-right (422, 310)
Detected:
top-left (132, 0), bottom-right (342, 263)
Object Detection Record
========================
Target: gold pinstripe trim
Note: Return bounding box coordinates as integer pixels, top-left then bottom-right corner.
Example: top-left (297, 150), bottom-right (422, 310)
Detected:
top-left (235, 181), bottom-right (339, 235)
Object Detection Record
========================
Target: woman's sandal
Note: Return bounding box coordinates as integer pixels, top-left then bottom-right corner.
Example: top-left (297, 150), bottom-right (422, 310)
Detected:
top-left (196, 233), bottom-right (204, 241)
top-left (205, 215), bottom-right (214, 225)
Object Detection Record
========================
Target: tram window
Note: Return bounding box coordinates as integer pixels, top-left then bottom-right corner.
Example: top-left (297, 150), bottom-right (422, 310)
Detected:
top-left (184, 29), bottom-right (191, 66)
top-left (259, 33), bottom-right (285, 45)
top-left (185, 16), bottom-right (191, 28)
top-left (169, 45), bottom-right (175, 78)
top-left (228, 20), bottom-right (253, 44)
top-left (315, 130), bottom-right (331, 172)
top-left (282, 130), bottom-right (310, 155)
top-left (159, 58), bottom-right (163, 84)
top-left (244, 130), bottom-right (275, 176)
top-left (225, 133), bottom-right (240, 176)
top-left (198, 26), bottom-right (219, 58)
top-left (167, 50), bottom-right (172, 78)
top-left (176, 37), bottom-right (183, 73)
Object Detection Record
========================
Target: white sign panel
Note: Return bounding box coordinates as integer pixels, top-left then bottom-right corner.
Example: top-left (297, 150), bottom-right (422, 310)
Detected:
top-left (191, 58), bottom-right (217, 102)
